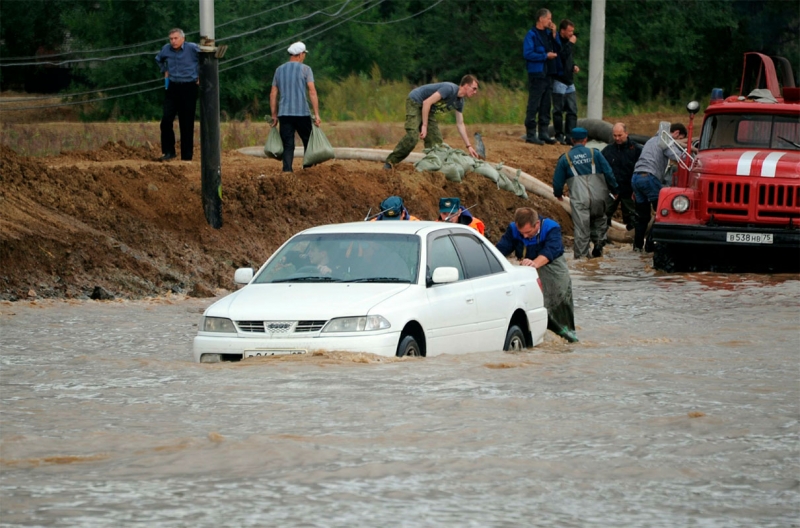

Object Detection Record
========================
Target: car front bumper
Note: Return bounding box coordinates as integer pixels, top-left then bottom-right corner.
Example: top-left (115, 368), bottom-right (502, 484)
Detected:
top-left (652, 223), bottom-right (800, 248)
top-left (193, 331), bottom-right (402, 362)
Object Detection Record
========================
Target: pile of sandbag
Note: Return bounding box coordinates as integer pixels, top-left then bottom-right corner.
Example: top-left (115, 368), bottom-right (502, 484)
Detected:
top-left (413, 143), bottom-right (527, 199)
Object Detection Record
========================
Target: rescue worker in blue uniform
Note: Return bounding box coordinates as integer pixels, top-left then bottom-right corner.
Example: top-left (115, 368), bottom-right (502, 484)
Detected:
top-left (437, 197), bottom-right (486, 236)
top-left (372, 196), bottom-right (419, 221)
top-left (496, 207), bottom-right (578, 343)
top-left (552, 127), bottom-right (618, 259)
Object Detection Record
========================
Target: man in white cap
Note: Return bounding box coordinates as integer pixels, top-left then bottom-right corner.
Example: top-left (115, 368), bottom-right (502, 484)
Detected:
top-left (269, 41), bottom-right (321, 172)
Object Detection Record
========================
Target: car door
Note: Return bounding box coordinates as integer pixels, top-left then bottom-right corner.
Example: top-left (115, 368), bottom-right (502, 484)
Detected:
top-left (451, 233), bottom-right (516, 352)
top-left (421, 232), bottom-right (478, 355)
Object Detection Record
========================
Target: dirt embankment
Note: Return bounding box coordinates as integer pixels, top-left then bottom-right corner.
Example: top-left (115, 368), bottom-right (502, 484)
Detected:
top-left (0, 113), bottom-right (687, 301)
top-left (0, 142), bottom-right (568, 301)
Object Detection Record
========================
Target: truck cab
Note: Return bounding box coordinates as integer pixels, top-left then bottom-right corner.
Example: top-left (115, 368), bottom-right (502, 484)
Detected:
top-left (651, 53), bottom-right (800, 271)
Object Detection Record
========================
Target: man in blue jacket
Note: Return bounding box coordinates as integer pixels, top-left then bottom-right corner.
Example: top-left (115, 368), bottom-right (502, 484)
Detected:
top-left (496, 207), bottom-right (578, 343)
top-left (522, 8), bottom-right (558, 146)
top-left (553, 127), bottom-right (618, 259)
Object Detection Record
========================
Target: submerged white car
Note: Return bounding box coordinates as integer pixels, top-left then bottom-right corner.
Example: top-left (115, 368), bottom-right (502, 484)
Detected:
top-left (193, 221), bottom-right (547, 362)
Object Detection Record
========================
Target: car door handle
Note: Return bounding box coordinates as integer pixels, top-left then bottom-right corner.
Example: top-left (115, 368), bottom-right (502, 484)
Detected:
top-left (506, 290), bottom-right (512, 296)
top-left (466, 298), bottom-right (474, 304)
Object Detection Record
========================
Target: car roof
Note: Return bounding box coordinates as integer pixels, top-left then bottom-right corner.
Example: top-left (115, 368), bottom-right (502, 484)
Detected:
top-left (298, 221), bottom-right (476, 237)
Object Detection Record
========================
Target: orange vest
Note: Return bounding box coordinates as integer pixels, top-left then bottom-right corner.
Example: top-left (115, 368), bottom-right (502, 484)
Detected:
top-left (469, 217), bottom-right (485, 235)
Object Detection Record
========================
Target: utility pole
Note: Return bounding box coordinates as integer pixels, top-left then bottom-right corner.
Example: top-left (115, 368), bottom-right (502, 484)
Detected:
top-left (199, 0), bottom-right (223, 229)
top-left (587, 0), bottom-right (606, 120)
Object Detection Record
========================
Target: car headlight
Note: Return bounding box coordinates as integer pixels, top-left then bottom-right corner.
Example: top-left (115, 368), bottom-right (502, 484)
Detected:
top-left (201, 316), bottom-right (237, 333)
top-left (322, 315), bottom-right (391, 333)
top-left (672, 195), bottom-right (690, 213)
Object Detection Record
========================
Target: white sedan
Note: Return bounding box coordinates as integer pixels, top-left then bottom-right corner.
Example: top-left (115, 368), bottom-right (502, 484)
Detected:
top-left (193, 221), bottom-right (547, 362)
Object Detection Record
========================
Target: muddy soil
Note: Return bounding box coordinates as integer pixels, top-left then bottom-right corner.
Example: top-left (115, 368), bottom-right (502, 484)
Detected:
top-left (0, 114), bottom-right (684, 301)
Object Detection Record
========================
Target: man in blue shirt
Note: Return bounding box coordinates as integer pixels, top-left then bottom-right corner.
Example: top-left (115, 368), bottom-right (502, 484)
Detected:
top-left (155, 28), bottom-right (200, 161)
top-left (496, 207), bottom-right (578, 342)
top-left (553, 127), bottom-right (618, 259)
top-left (270, 41), bottom-right (321, 173)
top-left (384, 76), bottom-right (480, 169)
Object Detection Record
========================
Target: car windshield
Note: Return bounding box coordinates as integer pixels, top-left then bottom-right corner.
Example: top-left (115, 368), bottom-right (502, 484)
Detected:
top-left (700, 113), bottom-right (800, 150)
top-left (253, 233), bottom-right (420, 284)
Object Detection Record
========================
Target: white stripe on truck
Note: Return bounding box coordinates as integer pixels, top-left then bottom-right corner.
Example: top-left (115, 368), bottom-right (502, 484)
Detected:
top-left (760, 152), bottom-right (785, 178)
top-left (736, 151), bottom-right (758, 176)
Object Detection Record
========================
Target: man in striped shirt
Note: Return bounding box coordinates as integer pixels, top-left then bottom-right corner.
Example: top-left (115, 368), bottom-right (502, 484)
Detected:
top-left (269, 41), bottom-right (321, 172)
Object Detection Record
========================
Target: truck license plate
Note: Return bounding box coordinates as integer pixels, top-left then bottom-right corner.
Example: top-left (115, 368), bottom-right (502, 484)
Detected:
top-left (726, 232), bottom-right (773, 244)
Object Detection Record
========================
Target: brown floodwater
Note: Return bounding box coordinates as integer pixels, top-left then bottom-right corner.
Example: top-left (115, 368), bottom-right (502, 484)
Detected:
top-left (1, 246), bottom-right (798, 527)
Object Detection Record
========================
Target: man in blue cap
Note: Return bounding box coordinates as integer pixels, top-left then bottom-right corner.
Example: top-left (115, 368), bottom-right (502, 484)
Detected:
top-left (437, 197), bottom-right (485, 235)
top-left (553, 127), bottom-right (618, 259)
top-left (372, 196), bottom-right (418, 221)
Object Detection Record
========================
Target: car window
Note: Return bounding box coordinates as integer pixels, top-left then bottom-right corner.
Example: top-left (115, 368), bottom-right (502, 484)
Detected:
top-left (253, 233), bottom-right (420, 283)
top-left (428, 235), bottom-right (464, 280)
top-left (482, 245), bottom-right (505, 274)
top-left (451, 234), bottom-right (497, 279)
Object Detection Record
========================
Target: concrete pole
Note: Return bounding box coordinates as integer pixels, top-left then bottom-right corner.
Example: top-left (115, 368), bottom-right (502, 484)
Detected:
top-left (587, 0), bottom-right (606, 120)
top-left (199, 0), bottom-right (222, 229)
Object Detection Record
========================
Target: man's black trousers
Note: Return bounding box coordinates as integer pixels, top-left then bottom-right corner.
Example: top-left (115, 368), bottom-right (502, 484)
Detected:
top-left (160, 81), bottom-right (198, 161)
top-left (278, 115), bottom-right (313, 172)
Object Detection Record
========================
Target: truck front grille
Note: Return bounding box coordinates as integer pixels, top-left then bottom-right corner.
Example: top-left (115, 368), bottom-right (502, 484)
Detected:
top-left (756, 183), bottom-right (800, 221)
top-left (704, 180), bottom-right (800, 222)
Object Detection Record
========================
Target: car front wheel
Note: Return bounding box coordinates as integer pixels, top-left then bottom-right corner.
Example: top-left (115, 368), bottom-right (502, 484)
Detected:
top-left (503, 325), bottom-right (526, 352)
top-left (397, 335), bottom-right (421, 357)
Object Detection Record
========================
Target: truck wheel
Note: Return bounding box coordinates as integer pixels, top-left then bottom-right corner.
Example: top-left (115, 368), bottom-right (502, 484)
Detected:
top-left (653, 242), bottom-right (678, 272)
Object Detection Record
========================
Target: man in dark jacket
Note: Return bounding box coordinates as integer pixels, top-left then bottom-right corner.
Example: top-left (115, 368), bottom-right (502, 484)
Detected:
top-left (496, 207), bottom-right (577, 342)
top-left (553, 19), bottom-right (580, 145)
top-left (601, 122), bottom-right (642, 238)
top-left (522, 8), bottom-right (558, 145)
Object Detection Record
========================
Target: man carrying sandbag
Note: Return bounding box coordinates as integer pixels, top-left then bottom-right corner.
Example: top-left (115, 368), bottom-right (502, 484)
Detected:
top-left (269, 41), bottom-right (321, 172)
top-left (384, 75), bottom-right (480, 170)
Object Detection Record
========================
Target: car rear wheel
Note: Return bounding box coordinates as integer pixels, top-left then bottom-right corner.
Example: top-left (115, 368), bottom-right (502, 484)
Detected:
top-left (397, 335), bottom-right (421, 357)
top-left (503, 325), bottom-right (526, 352)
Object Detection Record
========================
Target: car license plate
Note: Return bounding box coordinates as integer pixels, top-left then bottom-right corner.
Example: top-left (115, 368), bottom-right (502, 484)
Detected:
top-left (725, 232), bottom-right (773, 244)
top-left (244, 349), bottom-right (307, 358)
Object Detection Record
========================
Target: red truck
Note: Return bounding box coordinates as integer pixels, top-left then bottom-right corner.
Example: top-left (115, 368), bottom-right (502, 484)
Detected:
top-left (651, 53), bottom-right (800, 271)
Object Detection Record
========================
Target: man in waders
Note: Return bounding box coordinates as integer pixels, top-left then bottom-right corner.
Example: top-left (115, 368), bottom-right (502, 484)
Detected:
top-left (496, 207), bottom-right (578, 343)
top-left (552, 127), bottom-right (618, 259)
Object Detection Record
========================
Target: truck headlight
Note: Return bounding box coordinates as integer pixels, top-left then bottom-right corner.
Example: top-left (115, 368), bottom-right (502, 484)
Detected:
top-left (322, 316), bottom-right (391, 333)
top-left (672, 195), bottom-right (690, 213)
top-left (201, 316), bottom-right (236, 333)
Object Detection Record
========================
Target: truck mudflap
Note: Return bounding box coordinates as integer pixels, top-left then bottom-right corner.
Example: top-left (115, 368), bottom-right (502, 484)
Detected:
top-left (652, 223), bottom-right (800, 248)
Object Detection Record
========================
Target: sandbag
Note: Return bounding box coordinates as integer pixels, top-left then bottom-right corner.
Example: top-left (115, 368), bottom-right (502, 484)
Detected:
top-left (263, 126), bottom-right (283, 159)
top-left (447, 149), bottom-right (477, 172)
top-left (425, 144), bottom-right (451, 165)
top-left (496, 167), bottom-right (528, 199)
top-left (439, 162), bottom-right (464, 183)
top-left (472, 159), bottom-right (500, 183)
top-left (302, 125), bottom-right (335, 167)
top-left (414, 151), bottom-right (443, 172)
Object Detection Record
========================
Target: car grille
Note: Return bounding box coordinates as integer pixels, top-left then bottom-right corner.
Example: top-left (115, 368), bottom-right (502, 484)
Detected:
top-left (235, 320), bottom-right (328, 334)
top-left (704, 179), bottom-right (800, 221)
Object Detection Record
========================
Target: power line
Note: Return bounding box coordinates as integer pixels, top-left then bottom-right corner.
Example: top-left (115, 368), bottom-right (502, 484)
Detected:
top-left (358, 0), bottom-right (443, 25)
top-left (1, 0), bottom-right (442, 112)
top-left (0, 78), bottom-right (161, 104)
top-left (221, 0), bottom-right (375, 68)
top-left (0, 0), bottom-right (302, 62)
top-left (216, 0), bottom-right (350, 43)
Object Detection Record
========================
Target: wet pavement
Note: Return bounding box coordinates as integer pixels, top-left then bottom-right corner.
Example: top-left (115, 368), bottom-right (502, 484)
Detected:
top-left (1, 246), bottom-right (798, 527)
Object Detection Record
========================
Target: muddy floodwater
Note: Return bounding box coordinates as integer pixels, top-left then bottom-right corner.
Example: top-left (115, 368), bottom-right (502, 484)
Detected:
top-left (1, 248), bottom-right (798, 527)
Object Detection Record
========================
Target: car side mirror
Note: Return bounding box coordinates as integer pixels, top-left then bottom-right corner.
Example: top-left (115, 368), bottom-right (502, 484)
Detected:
top-left (234, 268), bottom-right (254, 284)
top-left (431, 267), bottom-right (459, 284)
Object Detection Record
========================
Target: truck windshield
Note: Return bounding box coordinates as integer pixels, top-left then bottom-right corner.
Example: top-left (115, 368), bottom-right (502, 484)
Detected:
top-left (700, 114), bottom-right (800, 151)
